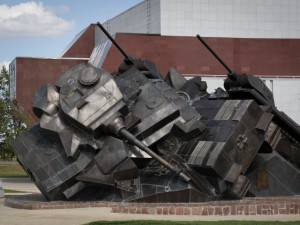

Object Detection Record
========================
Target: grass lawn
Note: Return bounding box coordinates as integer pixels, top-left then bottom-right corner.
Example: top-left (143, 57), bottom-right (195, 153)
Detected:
top-left (0, 162), bottom-right (28, 178)
top-left (86, 221), bottom-right (300, 225)
top-left (0, 189), bottom-right (28, 198)
top-left (3, 189), bottom-right (28, 193)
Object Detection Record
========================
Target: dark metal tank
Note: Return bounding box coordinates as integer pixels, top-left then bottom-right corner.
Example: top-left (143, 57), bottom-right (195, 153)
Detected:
top-left (11, 23), bottom-right (300, 202)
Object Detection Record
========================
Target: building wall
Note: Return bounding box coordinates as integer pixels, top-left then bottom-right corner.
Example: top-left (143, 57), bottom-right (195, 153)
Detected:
top-left (160, 0), bottom-right (300, 38)
top-left (62, 24), bottom-right (96, 58)
top-left (102, 33), bottom-right (300, 76)
top-left (100, 0), bottom-right (160, 44)
top-left (100, 0), bottom-right (300, 39)
top-left (272, 77), bottom-right (300, 123)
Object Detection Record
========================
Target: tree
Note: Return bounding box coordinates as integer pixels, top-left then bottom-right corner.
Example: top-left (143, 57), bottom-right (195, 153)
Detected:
top-left (0, 66), bottom-right (27, 161)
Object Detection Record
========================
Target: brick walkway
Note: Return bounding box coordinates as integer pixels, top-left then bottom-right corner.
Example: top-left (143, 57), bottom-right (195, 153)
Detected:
top-left (4, 194), bottom-right (300, 216)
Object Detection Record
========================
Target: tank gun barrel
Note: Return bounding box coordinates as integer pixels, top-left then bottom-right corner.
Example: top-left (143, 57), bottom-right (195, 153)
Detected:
top-left (196, 34), bottom-right (276, 106)
top-left (118, 128), bottom-right (191, 182)
top-left (196, 34), bottom-right (233, 74)
top-left (97, 21), bottom-right (163, 79)
top-left (96, 22), bottom-right (131, 62)
top-left (108, 117), bottom-right (191, 183)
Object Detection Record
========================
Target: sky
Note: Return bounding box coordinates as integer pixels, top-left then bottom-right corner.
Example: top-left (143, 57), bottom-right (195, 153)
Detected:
top-left (0, 0), bottom-right (142, 69)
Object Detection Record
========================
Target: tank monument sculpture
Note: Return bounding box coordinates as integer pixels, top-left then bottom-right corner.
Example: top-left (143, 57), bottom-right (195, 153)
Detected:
top-left (11, 23), bottom-right (300, 203)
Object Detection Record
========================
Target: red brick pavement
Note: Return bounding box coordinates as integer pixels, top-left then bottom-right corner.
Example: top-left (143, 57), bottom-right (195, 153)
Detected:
top-left (4, 194), bottom-right (300, 216)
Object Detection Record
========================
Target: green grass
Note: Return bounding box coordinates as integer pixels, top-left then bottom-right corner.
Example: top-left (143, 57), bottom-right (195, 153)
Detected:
top-left (86, 221), bottom-right (300, 225)
top-left (0, 162), bottom-right (28, 178)
top-left (3, 189), bottom-right (27, 193)
top-left (0, 189), bottom-right (28, 199)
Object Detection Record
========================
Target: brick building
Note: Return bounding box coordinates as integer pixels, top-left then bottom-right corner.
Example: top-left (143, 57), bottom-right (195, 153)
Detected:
top-left (9, 0), bottom-right (300, 125)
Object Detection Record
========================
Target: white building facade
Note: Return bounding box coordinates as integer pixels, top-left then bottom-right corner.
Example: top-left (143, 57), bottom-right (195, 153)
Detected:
top-left (101, 0), bottom-right (300, 124)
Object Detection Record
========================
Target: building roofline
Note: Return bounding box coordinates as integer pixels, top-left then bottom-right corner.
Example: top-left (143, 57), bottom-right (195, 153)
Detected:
top-left (14, 57), bottom-right (89, 60)
top-left (115, 32), bottom-right (161, 37)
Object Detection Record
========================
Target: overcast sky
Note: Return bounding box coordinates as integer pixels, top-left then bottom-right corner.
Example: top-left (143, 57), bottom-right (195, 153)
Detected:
top-left (0, 0), bottom-right (142, 69)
